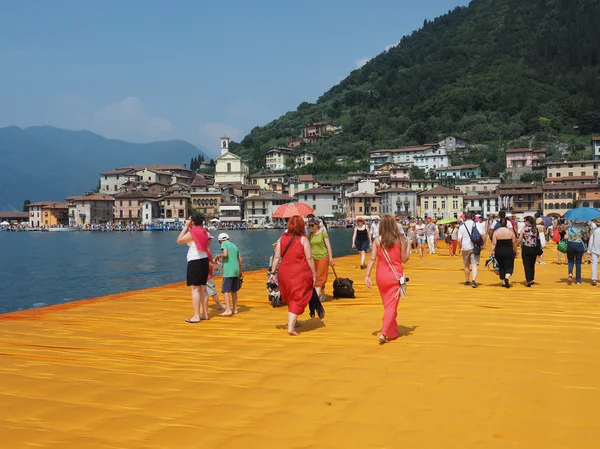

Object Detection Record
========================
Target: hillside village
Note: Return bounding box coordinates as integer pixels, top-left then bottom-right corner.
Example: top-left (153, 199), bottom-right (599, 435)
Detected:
top-left (2, 122), bottom-right (599, 229)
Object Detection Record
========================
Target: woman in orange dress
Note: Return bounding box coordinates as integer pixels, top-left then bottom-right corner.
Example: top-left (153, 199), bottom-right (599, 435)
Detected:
top-left (365, 215), bottom-right (411, 344)
top-left (268, 215), bottom-right (317, 336)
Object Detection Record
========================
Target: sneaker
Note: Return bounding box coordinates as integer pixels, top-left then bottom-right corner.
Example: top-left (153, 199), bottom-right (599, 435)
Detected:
top-left (464, 281), bottom-right (471, 286)
top-left (471, 281), bottom-right (478, 288)
top-left (567, 276), bottom-right (573, 285)
top-left (319, 293), bottom-right (326, 302)
top-left (592, 280), bottom-right (597, 286)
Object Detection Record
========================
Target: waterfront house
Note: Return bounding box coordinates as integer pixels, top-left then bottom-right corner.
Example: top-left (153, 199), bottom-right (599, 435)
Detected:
top-left (345, 193), bottom-right (380, 219)
top-left (243, 192), bottom-right (295, 226)
top-left (190, 190), bottom-right (221, 218)
top-left (27, 201), bottom-right (69, 228)
top-left (417, 186), bottom-right (464, 219)
top-left (294, 187), bottom-right (340, 219)
top-left (0, 211), bottom-right (29, 225)
top-left (463, 191), bottom-right (500, 218)
top-left (576, 184), bottom-right (600, 209)
top-left (218, 201), bottom-right (243, 223)
top-left (435, 164), bottom-right (481, 180)
top-left (378, 188), bottom-right (418, 218)
top-left (497, 184), bottom-right (543, 214)
top-left (542, 182), bottom-right (583, 217)
top-left (369, 145), bottom-right (449, 173)
top-left (113, 191), bottom-right (160, 224)
top-left (214, 136), bottom-right (249, 186)
top-left (160, 194), bottom-right (190, 221)
top-left (66, 194), bottom-right (114, 226)
top-left (545, 160), bottom-right (599, 184)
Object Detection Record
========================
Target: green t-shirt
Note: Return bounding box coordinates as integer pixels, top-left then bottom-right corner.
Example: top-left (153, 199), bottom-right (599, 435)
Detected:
top-left (308, 230), bottom-right (329, 260)
top-left (220, 241), bottom-right (240, 277)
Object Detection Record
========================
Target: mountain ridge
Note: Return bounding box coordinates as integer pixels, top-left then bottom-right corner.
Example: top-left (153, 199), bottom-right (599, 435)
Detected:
top-left (0, 126), bottom-right (209, 210)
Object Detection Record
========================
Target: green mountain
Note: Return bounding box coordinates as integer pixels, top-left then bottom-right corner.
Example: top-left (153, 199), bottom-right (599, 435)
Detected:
top-left (0, 126), bottom-right (208, 210)
top-left (232, 0), bottom-right (600, 171)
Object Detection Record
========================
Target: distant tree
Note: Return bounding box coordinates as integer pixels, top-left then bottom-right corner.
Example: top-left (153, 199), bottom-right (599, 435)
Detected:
top-left (22, 200), bottom-right (30, 212)
top-left (409, 165), bottom-right (427, 179)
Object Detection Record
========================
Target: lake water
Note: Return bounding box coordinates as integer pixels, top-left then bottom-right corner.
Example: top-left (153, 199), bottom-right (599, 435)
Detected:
top-left (0, 228), bottom-right (354, 314)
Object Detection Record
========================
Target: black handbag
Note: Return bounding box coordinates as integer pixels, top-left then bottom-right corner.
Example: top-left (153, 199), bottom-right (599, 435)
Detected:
top-left (332, 267), bottom-right (355, 298)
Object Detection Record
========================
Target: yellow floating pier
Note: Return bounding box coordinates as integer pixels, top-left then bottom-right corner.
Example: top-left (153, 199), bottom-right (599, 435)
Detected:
top-left (1, 247), bottom-right (600, 449)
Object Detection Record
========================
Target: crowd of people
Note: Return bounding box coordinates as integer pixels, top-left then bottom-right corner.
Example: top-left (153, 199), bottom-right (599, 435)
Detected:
top-left (176, 210), bottom-right (600, 344)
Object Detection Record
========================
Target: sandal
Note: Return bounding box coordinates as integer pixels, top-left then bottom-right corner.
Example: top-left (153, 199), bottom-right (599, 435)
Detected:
top-left (567, 276), bottom-right (573, 285)
top-left (378, 335), bottom-right (388, 345)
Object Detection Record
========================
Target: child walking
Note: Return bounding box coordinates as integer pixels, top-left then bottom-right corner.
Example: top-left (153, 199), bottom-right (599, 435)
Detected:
top-left (214, 233), bottom-right (243, 316)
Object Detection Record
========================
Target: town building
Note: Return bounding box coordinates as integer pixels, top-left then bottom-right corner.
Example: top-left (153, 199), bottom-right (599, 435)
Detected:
top-left (140, 199), bottom-right (161, 225)
top-left (345, 193), bottom-right (380, 219)
top-left (243, 192), bottom-right (295, 226)
top-left (505, 148), bottom-right (546, 169)
top-left (435, 164), bottom-right (481, 180)
top-left (455, 178), bottom-right (502, 194)
top-left (437, 136), bottom-right (469, 153)
top-left (545, 160), bottom-right (599, 183)
top-left (113, 191), bottom-right (158, 223)
top-left (248, 173), bottom-right (291, 189)
top-left (593, 137), bottom-right (600, 160)
top-left (417, 186), bottom-right (464, 219)
top-left (294, 149), bottom-right (317, 168)
top-left (214, 136), bottom-right (249, 185)
top-left (241, 184), bottom-right (261, 198)
top-left (0, 211), bottom-right (29, 225)
top-left (288, 174), bottom-right (315, 196)
top-left (265, 147), bottom-right (295, 170)
top-left (369, 145), bottom-right (449, 172)
top-left (66, 194), bottom-right (114, 226)
top-left (160, 194), bottom-right (190, 221)
top-left (100, 168), bottom-right (138, 194)
top-left (378, 188), bottom-right (418, 218)
top-left (190, 190), bottom-right (221, 218)
top-left (136, 167), bottom-right (175, 185)
top-left (577, 184), bottom-right (600, 209)
top-left (294, 188), bottom-right (341, 218)
top-left (542, 182), bottom-right (582, 217)
top-left (497, 184), bottom-right (544, 214)
top-left (218, 201), bottom-right (243, 223)
top-left (390, 165), bottom-right (411, 180)
top-left (302, 122), bottom-right (337, 138)
top-left (27, 201), bottom-right (69, 228)
top-left (463, 191), bottom-right (500, 218)
top-left (389, 179), bottom-right (440, 191)
top-left (99, 165), bottom-right (194, 194)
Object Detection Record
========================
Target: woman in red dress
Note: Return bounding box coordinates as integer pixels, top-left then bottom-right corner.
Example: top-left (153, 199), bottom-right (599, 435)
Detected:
top-left (269, 215), bottom-right (317, 336)
top-left (365, 215), bottom-right (411, 344)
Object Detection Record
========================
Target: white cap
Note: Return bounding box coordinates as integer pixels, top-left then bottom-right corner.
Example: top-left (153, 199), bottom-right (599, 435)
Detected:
top-left (218, 232), bottom-right (229, 241)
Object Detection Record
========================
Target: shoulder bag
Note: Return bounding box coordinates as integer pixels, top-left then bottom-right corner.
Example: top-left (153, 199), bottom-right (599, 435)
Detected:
top-left (381, 244), bottom-right (408, 300)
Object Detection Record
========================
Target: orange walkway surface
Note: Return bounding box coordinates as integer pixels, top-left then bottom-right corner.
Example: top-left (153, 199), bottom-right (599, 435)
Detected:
top-left (1, 246), bottom-right (600, 449)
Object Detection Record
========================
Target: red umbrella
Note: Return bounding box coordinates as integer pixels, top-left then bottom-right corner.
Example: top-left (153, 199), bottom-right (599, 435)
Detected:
top-left (272, 202), bottom-right (315, 219)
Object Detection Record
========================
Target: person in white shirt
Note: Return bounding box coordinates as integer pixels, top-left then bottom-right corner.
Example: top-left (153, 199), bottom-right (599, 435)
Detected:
top-left (425, 217), bottom-right (438, 255)
top-left (475, 215), bottom-right (488, 248)
top-left (370, 217), bottom-right (380, 239)
top-left (588, 223), bottom-right (600, 286)
top-left (457, 211), bottom-right (479, 288)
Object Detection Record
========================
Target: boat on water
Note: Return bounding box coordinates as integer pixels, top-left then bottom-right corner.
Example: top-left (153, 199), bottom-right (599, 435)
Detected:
top-left (47, 227), bottom-right (79, 232)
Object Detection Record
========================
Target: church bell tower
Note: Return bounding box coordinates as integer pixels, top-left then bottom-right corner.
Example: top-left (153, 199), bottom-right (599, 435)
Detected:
top-left (220, 136), bottom-right (230, 156)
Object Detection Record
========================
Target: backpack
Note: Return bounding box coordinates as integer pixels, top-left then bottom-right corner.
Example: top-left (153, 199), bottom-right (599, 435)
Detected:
top-left (332, 267), bottom-right (355, 298)
top-left (464, 222), bottom-right (484, 255)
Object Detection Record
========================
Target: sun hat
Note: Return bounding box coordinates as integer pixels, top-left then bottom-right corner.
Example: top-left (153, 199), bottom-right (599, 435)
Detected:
top-left (218, 232), bottom-right (229, 241)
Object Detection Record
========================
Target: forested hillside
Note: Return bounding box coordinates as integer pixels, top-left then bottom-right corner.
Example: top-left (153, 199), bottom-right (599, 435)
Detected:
top-left (231, 0), bottom-right (600, 171)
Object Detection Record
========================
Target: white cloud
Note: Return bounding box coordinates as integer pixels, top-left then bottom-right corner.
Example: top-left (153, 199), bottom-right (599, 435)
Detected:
top-left (199, 122), bottom-right (244, 145)
top-left (90, 97), bottom-right (173, 142)
top-left (356, 57), bottom-right (370, 68)
top-left (384, 41), bottom-right (400, 52)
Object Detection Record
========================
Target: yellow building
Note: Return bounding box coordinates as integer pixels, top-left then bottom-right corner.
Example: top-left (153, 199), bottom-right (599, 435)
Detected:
top-left (27, 201), bottom-right (69, 228)
top-left (248, 172), bottom-right (291, 189)
top-left (265, 147), bottom-right (295, 170)
top-left (417, 186), bottom-right (464, 219)
top-left (345, 193), bottom-right (380, 219)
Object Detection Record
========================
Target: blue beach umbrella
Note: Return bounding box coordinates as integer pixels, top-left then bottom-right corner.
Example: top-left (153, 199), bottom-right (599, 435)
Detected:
top-left (564, 207), bottom-right (600, 222)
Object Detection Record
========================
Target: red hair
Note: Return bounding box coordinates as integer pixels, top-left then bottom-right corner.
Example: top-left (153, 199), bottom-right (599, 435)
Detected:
top-left (287, 215), bottom-right (306, 236)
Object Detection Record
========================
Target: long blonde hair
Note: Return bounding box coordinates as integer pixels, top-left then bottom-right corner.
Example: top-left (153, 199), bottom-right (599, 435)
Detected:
top-left (379, 215), bottom-right (403, 249)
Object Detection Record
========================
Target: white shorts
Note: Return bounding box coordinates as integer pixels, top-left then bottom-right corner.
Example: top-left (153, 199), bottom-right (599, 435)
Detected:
top-left (206, 279), bottom-right (217, 297)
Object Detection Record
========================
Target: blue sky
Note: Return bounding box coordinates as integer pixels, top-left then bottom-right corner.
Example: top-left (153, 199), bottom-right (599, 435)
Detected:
top-left (0, 0), bottom-right (470, 153)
